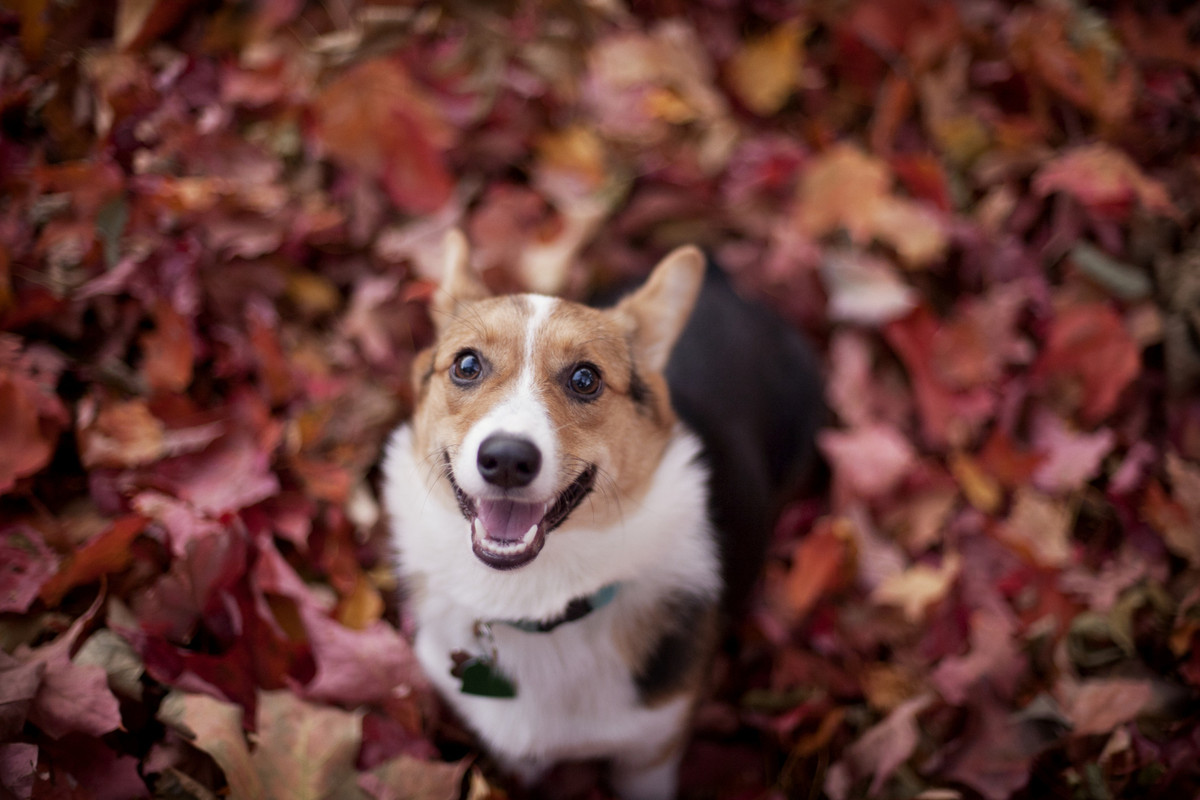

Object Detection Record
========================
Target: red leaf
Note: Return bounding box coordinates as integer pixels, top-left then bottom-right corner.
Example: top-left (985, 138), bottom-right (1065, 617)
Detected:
top-left (21, 618), bottom-right (123, 740)
top-left (312, 59), bottom-right (454, 214)
top-left (300, 606), bottom-right (424, 707)
top-left (0, 525), bottom-right (58, 613)
top-left (819, 423), bottom-right (917, 500)
top-left (1034, 304), bottom-right (1140, 424)
top-left (1034, 143), bottom-right (1177, 220)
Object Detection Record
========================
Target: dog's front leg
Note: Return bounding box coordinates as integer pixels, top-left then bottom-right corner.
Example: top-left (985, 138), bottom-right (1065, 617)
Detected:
top-left (610, 739), bottom-right (685, 800)
top-left (494, 751), bottom-right (552, 792)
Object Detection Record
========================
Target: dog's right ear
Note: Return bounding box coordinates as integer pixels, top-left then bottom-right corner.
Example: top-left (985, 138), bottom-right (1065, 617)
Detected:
top-left (431, 229), bottom-right (490, 329)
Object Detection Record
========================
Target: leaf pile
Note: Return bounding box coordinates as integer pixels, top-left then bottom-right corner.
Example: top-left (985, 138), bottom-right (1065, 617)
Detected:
top-left (3, 2), bottom-right (1200, 799)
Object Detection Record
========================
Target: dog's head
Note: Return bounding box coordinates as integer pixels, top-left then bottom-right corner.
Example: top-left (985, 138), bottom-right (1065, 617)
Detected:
top-left (408, 231), bottom-right (704, 571)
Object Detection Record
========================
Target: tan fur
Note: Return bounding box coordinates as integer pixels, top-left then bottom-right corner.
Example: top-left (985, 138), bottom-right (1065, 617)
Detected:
top-left (409, 240), bottom-right (704, 537)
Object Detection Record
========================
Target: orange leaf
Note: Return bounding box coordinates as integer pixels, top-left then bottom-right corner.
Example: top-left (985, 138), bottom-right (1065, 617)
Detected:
top-left (312, 59), bottom-right (454, 214)
top-left (39, 516), bottom-right (148, 606)
top-left (781, 518), bottom-right (852, 619)
top-left (140, 301), bottom-right (194, 394)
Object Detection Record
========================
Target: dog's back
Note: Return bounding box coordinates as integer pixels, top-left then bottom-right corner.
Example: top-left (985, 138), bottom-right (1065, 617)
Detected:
top-left (664, 260), bottom-right (823, 614)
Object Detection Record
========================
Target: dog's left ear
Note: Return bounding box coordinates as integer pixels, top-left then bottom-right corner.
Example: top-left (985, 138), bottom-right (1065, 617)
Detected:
top-left (432, 229), bottom-right (490, 329)
top-left (616, 245), bottom-right (705, 372)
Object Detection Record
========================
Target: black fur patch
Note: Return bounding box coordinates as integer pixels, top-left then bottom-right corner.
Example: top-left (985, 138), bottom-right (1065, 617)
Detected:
top-left (628, 365), bottom-right (653, 411)
top-left (634, 593), bottom-right (714, 705)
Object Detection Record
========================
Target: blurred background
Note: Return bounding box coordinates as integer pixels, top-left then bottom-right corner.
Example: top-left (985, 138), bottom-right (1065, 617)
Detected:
top-left (2, 1), bottom-right (1199, 798)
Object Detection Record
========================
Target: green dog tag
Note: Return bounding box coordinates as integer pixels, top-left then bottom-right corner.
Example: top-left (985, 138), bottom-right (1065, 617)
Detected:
top-left (455, 655), bottom-right (517, 698)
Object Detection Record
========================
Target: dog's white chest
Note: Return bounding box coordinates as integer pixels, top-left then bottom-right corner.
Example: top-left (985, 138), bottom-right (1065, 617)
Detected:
top-left (411, 601), bottom-right (691, 771)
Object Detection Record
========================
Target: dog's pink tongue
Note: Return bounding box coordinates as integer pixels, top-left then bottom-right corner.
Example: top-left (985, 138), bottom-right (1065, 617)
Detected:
top-left (476, 500), bottom-right (543, 542)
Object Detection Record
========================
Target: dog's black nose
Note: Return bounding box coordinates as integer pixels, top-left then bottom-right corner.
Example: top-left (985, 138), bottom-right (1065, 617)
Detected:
top-left (477, 434), bottom-right (542, 488)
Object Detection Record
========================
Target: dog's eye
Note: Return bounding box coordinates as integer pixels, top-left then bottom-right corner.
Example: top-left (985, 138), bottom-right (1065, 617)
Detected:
top-left (567, 364), bottom-right (602, 398)
top-left (451, 351), bottom-right (484, 383)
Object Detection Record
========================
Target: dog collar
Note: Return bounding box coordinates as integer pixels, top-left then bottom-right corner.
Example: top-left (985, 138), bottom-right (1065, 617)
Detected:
top-left (452, 584), bottom-right (620, 698)
top-left (500, 583), bottom-right (619, 633)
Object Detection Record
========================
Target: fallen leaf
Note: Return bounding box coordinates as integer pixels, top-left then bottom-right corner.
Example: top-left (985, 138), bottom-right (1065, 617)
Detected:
top-left (1030, 410), bottom-right (1115, 493)
top-left (139, 300), bottom-right (194, 393)
top-left (819, 423), bottom-right (917, 500)
top-left (0, 654), bottom-right (45, 740)
top-left (726, 20), bottom-right (806, 116)
top-left (829, 693), bottom-right (933, 797)
top-left (873, 554), bottom-right (961, 623)
top-left (821, 250), bottom-right (917, 326)
top-left (0, 525), bottom-right (58, 613)
top-left (300, 607), bottom-right (423, 707)
top-left (1034, 143), bottom-right (1177, 220)
top-left (1034, 303), bottom-right (1140, 424)
top-left (932, 608), bottom-right (1023, 705)
top-left (996, 487), bottom-right (1073, 568)
top-left (158, 690), bottom-right (263, 800)
top-left (0, 743), bottom-right (37, 800)
top-left (77, 396), bottom-right (166, 469)
top-left (358, 754), bottom-right (468, 800)
top-left (778, 518), bottom-right (852, 620)
top-left (796, 144), bottom-right (947, 267)
top-left (39, 515), bottom-right (148, 606)
top-left (20, 608), bottom-right (123, 739)
top-left (0, 362), bottom-right (66, 492)
top-left (253, 691), bottom-right (363, 800)
top-left (312, 59), bottom-right (454, 214)
top-left (1064, 677), bottom-right (1153, 736)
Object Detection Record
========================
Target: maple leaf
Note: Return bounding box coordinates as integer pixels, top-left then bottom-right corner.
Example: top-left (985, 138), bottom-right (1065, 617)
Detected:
top-left (795, 144), bottom-right (947, 268)
top-left (1034, 303), bottom-right (1141, 424)
top-left (825, 693), bottom-right (934, 798)
top-left (358, 754), bottom-right (468, 800)
top-left (819, 422), bottom-right (917, 500)
top-left (17, 603), bottom-right (123, 740)
top-left (253, 691), bottom-right (364, 800)
top-left (725, 20), bottom-right (806, 116)
top-left (158, 690), bottom-right (263, 800)
top-left (1034, 143), bottom-right (1177, 221)
top-left (312, 58), bottom-right (455, 215)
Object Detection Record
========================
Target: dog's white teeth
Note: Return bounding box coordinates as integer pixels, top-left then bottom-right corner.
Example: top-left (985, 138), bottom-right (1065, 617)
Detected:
top-left (472, 518), bottom-right (486, 541)
top-left (522, 524), bottom-right (538, 545)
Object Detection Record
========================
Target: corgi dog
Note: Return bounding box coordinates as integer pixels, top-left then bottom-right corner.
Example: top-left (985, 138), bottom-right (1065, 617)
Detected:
top-left (383, 231), bottom-right (821, 799)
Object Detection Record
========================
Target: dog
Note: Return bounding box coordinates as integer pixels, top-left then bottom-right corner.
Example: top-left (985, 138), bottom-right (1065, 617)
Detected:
top-left (383, 231), bottom-right (821, 799)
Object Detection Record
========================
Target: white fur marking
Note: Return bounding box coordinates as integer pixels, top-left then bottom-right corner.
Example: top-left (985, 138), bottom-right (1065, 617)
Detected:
top-left (452, 295), bottom-right (560, 504)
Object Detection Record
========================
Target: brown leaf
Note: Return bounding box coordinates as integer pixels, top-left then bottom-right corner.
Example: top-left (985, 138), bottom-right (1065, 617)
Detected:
top-left (1065, 678), bottom-right (1153, 736)
top-left (726, 21), bottom-right (806, 116)
top-left (158, 690), bottom-right (263, 800)
top-left (253, 691), bottom-right (363, 800)
top-left (358, 754), bottom-right (468, 800)
top-left (77, 397), bottom-right (166, 469)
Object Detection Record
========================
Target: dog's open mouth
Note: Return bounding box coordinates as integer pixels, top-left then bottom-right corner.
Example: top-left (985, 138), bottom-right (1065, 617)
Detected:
top-left (446, 458), bottom-right (597, 570)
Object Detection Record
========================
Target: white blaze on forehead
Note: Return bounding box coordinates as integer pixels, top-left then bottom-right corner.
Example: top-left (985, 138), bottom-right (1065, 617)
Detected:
top-left (453, 295), bottom-right (561, 500)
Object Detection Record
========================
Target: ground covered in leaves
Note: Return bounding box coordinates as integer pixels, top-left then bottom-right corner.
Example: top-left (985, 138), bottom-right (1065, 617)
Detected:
top-left (3, 1), bottom-right (1200, 798)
